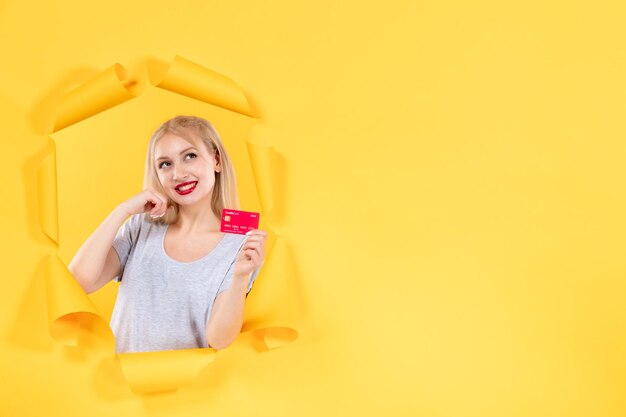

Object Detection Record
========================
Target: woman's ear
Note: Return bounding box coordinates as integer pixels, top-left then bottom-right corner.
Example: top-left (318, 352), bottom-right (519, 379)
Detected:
top-left (214, 151), bottom-right (221, 173)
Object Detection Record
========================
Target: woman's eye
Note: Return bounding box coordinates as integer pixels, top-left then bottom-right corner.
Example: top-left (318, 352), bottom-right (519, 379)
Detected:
top-left (158, 161), bottom-right (170, 169)
top-left (185, 153), bottom-right (197, 160)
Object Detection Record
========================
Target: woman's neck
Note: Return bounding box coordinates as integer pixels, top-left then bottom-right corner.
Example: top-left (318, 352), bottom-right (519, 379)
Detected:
top-left (174, 204), bottom-right (221, 234)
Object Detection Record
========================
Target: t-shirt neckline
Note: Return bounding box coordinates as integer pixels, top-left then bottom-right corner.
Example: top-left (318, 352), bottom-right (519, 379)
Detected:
top-left (161, 224), bottom-right (228, 264)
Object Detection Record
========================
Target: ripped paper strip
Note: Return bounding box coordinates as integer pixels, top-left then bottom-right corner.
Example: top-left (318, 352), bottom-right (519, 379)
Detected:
top-left (53, 64), bottom-right (139, 132)
top-left (39, 55), bottom-right (299, 394)
top-left (242, 235), bottom-right (300, 348)
top-left (45, 255), bottom-right (114, 349)
top-left (118, 348), bottom-right (216, 394)
top-left (247, 141), bottom-right (277, 217)
top-left (37, 148), bottom-right (58, 243)
top-left (148, 56), bottom-right (254, 117)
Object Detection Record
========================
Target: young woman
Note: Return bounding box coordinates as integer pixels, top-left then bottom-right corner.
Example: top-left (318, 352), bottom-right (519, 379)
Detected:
top-left (68, 115), bottom-right (267, 353)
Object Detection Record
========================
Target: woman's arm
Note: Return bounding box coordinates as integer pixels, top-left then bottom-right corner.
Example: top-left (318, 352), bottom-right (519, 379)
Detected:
top-left (68, 206), bottom-right (129, 294)
top-left (68, 189), bottom-right (169, 294)
top-left (205, 273), bottom-right (251, 349)
top-left (206, 230), bottom-right (267, 349)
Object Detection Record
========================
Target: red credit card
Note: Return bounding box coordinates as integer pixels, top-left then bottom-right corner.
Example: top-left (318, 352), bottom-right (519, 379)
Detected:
top-left (220, 209), bottom-right (260, 235)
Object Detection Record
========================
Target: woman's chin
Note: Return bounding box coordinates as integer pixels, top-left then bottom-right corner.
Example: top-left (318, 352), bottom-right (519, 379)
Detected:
top-left (171, 191), bottom-right (212, 207)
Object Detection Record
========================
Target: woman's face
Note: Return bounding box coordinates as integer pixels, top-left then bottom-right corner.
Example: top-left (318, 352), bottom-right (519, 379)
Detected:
top-left (153, 132), bottom-right (220, 208)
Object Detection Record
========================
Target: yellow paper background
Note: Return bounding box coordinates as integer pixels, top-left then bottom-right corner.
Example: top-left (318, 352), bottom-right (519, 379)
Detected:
top-left (2, 0), bottom-right (626, 415)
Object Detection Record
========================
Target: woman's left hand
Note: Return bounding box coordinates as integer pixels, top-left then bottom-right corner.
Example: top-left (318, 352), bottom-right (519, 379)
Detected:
top-left (233, 230), bottom-right (267, 280)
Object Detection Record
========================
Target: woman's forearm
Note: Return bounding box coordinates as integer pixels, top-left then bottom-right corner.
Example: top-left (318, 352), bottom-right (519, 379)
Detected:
top-left (205, 274), bottom-right (250, 349)
top-left (68, 205), bottom-right (129, 293)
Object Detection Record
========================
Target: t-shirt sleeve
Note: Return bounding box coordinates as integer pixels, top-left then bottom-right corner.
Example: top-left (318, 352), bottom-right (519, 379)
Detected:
top-left (111, 214), bottom-right (142, 282)
top-left (217, 261), bottom-right (261, 295)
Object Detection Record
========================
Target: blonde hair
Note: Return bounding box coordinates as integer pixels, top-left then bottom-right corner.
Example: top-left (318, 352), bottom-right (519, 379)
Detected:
top-left (143, 115), bottom-right (239, 225)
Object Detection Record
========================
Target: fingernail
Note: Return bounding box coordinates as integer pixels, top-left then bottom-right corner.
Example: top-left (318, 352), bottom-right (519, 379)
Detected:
top-left (245, 230), bottom-right (252, 235)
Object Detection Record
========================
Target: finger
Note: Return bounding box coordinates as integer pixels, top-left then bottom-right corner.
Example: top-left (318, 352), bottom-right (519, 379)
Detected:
top-left (248, 250), bottom-right (263, 268)
top-left (144, 200), bottom-right (156, 212)
top-left (238, 243), bottom-right (255, 258)
top-left (149, 201), bottom-right (165, 217)
top-left (245, 229), bottom-right (268, 237)
top-left (243, 236), bottom-right (266, 246)
top-left (242, 241), bottom-right (263, 253)
top-left (243, 235), bottom-right (265, 244)
top-left (256, 239), bottom-right (266, 258)
top-left (145, 191), bottom-right (160, 211)
top-left (243, 244), bottom-right (264, 264)
top-left (239, 246), bottom-right (253, 259)
top-left (148, 191), bottom-right (167, 216)
top-left (245, 248), bottom-right (261, 263)
top-left (244, 249), bottom-right (256, 261)
top-left (245, 235), bottom-right (267, 245)
top-left (239, 237), bottom-right (266, 259)
top-left (245, 239), bottom-right (266, 253)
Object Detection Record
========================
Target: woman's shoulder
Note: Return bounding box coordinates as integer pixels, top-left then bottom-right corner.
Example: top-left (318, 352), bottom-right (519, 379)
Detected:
top-left (124, 213), bottom-right (166, 233)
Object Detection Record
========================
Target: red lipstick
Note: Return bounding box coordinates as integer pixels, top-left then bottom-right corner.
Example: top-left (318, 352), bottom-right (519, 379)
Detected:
top-left (175, 181), bottom-right (197, 195)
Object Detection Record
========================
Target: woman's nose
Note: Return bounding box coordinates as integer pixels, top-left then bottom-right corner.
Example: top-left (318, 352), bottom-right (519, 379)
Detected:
top-left (172, 165), bottom-right (187, 181)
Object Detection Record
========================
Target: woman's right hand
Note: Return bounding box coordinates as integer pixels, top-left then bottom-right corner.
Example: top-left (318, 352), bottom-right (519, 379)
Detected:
top-left (119, 189), bottom-right (169, 218)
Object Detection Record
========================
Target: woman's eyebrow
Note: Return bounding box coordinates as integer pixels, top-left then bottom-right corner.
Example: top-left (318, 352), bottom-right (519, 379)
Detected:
top-left (156, 147), bottom-right (197, 161)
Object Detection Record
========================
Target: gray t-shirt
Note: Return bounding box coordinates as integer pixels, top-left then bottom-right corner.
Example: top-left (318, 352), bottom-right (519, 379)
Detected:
top-left (110, 213), bottom-right (259, 353)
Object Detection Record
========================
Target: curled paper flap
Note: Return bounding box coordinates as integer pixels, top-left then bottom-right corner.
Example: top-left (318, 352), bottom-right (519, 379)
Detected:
top-left (37, 148), bottom-right (58, 243)
top-left (45, 255), bottom-right (113, 347)
top-left (53, 64), bottom-right (140, 132)
top-left (117, 348), bottom-right (216, 394)
top-left (247, 141), bottom-right (276, 216)
top-left (242, 236), bottom-right (301, 349)
top-left (148, 55), bottom-right (253, 117)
